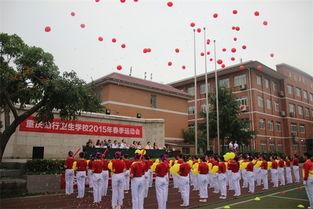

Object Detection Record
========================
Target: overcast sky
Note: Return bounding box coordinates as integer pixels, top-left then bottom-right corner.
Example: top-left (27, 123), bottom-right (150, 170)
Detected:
top-left (1, 0), bottom-right (312, 84)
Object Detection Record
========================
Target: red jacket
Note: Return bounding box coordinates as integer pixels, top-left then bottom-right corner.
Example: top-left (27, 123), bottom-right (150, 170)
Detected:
top-left (303, 159), bottom-right (313, 181)
top-left (76, 159), bottom-right (87, 171)
top-left (112, 159), bottom-right (126, 174)
top-left (65, 157), bottom-right (75, 169)
top-left (131, 161), bottom-right (145, 177)
top-left (218, 162), bottom-right (226, 173)
top-left (179, 163), bottom-right (191, 176)
top-left (293, 158), bottom-right (299, 166)
top-left (198, 162), bottom-right (209, 174)
top-left (102, 159), bottom-right (109, 171)
top-left (261, 160), bottom-right (268, 170)
top-left (246, 162), bottom-right (254, 172)
top-left (271, 161), bottom-right (278, 169)
top-left (155, 162), bottom-right (169, 177)
top-left (92, 160), bottom-right (103, 174)
top-left (228, 160), bottom-right (239, 173)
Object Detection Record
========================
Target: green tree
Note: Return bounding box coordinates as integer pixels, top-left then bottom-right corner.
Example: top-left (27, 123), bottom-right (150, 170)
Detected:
top-left (0, 33), bottom-right (102, 161)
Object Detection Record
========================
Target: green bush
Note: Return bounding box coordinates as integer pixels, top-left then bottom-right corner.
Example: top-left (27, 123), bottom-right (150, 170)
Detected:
top-left (26, 159), bottom-right (65, 175)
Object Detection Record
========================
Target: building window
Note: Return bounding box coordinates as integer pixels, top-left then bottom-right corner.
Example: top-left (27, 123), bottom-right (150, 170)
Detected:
top-left (299, 125), bottom-right (305, 133)
top-left (259, 119), bottom-right (265, 129)
top-left (264, 79), bottom-right (269, 88)
top-left (266, 99), bottom-right (272, 110)
top-left (268, 121), bottom-right (273, 131)
top-left (298, 106), bottom-right (303, 115)
top-left (258, 96), bottom-right (264, 108)
top-left (289, 103), bottom-right (295, 114)
top-left (305, 108), bottom-right (310, 117)
top-left (219, 78), bottom-right (230, 88)
top-left (150, 95), bottom-right (157, 108)
top-left (234, 74), bottom-right (247, 87)
top-left (200, 83), bottom-right (205, 94)
top-left (237, 97), bottom-right (248, 106)
top-left (310, 93), bottom-right (313, 102)
top-left (303, 91), bottom-right (308, 100)
top-left (187, 86), bottom-right (195, 96)
top-left (256, 75), bottom-right (262, 85)
top-left (272, 82), bottom-right (277, 91)
top-left (274, 102), bottom-right (279, 112)
top-left (295, 87), bottom-right (301, 97)
top-left (290, 123), bottom-right (297, 133)
top-left (275, 122), bottom-right (281, 131)
top-left (188, 106), bottom-right (195, 115)
top-left (287, 85), bottom-right (293, 95)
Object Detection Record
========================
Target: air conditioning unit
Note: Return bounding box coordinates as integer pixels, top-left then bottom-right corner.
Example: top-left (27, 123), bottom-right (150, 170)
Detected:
top-left (279, 91), bottom-right (285, 97)
top-left (240, 105), bottom-right (248, 112)
top-left (240, 84), bottom-right (247, 90)
top-left (280, 111), bottom-right (286, 117)
top-left (289, 112), bottom-right (295, 117)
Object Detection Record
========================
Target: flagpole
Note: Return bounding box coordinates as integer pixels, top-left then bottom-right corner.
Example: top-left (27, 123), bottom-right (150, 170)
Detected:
top-left (193, 28), bottom-right (198, 155)
top-left (213, 40), bottom-right (220, 155)
top-left (203, 27), bottom-right (210, 151)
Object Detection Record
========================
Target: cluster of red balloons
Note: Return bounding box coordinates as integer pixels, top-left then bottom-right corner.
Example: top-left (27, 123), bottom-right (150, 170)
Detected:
top-left (143, 48), bottom-right (151, 53)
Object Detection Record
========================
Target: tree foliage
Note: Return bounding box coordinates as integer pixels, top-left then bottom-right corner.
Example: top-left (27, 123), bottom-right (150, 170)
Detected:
top-left (0, 33), bottom-right (102, 161)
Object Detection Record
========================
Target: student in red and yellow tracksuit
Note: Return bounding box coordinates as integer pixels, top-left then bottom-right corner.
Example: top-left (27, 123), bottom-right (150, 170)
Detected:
top-left (198, 157), bottom-right (209, 202)
top-left (111, 152), bottom-right (126, 209)
top-left (64, 151), bottom-right (75, 195)
top-left (303, 153), bottom-right (313, 209)
top-left (75, 152), bottom-right (87, 198)
top-left (92, 153), bottom-right (103, 204)
top-left (179, 156), bottom-right (191, 207)
top-left (155, 155), bottom-right (169, 209)
top-left (130, 153), bottom-right (145, 209)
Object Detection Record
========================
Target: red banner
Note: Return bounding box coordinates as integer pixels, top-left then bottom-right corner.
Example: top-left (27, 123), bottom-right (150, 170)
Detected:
top-left (19, 116), bottom-right (143, 138)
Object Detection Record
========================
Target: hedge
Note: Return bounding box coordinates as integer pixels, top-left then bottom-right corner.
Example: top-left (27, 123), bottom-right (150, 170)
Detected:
top-left (26, 159), bottom-right (65, 175)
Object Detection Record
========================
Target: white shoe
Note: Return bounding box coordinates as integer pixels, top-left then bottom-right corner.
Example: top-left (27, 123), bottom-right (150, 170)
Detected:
top-left (219, 196), bottom-right (226, 199)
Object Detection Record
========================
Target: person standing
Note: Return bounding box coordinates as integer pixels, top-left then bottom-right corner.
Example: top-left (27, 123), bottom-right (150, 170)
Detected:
top-left (198, 157), bottom-right (209, 202)
top-left (218, 158), bottom-right (227, 199)
top-left (111, 152), bottom-right (126, 209)
top-left (229, 157), bottom-right (241, 197)
top-left (260, 155), bottom-right (268, 190)
top-left (101, 154), bottom-right (110, 197)
top-left (285, 156), bottom-right (293, 184)
top-left (246, 157), bottom-right (255, 193)
top-left (130, 153), bottom-right (145, 209)
top-left (155, 155), bottom-right (169, 209)
top-left (179, 156), bottom-right (191, 207)
top-left (75, 152), bottom-right (87, 198)
top-left (92, 152), bottom-right (104, 204)
top-left (303, 153), bottom-right (313, 209)
top-left (270, 156), bottom-right (279, 188)
top-left (292, 155), bottom-right (300, 183)
top-left (228, 141), bottom-right (234, 151)
top-left (278, 156), bottom-right (286, 186)
top-left (64, 151), bottom-right (75, 195)
top-left (123, 155), bottom-right (133, 193)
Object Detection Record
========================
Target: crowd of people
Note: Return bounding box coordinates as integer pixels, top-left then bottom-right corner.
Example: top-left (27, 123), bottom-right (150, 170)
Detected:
top-left (64, 150), bottom-right (313, 209)
top-left (86, 139), bottom-right (162, 150)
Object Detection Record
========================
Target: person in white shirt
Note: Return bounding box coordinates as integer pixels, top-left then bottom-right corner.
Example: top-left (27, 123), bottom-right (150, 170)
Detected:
top-left (111, 140), bottom-right (119, 148)
top-left (120, 139), bottom-right (127, 149)
top-left (145, 141), bottom-right (152, 149)
top-left (228, 141), bottom-right (234, 151)
top-left (234, 141), bottom-right (239, 151)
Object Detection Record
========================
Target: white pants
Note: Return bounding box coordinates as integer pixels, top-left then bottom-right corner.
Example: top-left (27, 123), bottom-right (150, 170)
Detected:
top-left (144, 172), bottom-right (149, 198)
top-left (227, 170), bottom-right (233, 190)
top-left (247, 171), bottom-right (255, 193)
top-left (87, 169), bottom-right (93, 188)
top-left (148, 169), bottom-right (153, 187)
top-left (179, 176), bottom-right (190, 206)
top-left (232, 172), bottom-right (241, 196)
top-left (218, 173), bottom-right (227, 197)
top-left (65, 169), bottom-right (74, 195)
top-left (305, 177), bottom-right (313, 208)
top-left (208, 173), bottom-right (213, 188)
top-left (285, 167), bottom-right (293, 184)
top-left (242, 170), bottom-right (248, 188)
top-left (261, 169), bottom-right (268, 190)
top-left (112, 173), bottom-right (125, 208)
top-left (101, 170), bottom-right (109, 196)
top-left (76, 171), bottom-right (86, 198)
top-left (198, 174), bottom-right (208, 199)
top-left (278, 167), bottom-right (285, 186)
top-left (92, 173), bottom-right (103, 203)
top-left (212, 174), bottom-right (219, 193)
top-left (292, 166), bottom-right (300, 183)
top-left (190, 172), bottom-right (198, 190)
top-left (155, 176), bottom-right (168, 209)
top-left (131, 176), bottom-right (145, 209)
top-left (255, 168), bottom-right (262, 186)
top-left (124, 170), bottom-right (130, 191)
top-left (271, 169), bottom-right (279, 187)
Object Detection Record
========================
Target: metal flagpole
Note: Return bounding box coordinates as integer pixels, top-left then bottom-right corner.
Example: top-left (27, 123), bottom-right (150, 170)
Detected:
top-left (203, 27), bottom-right (210, 151)
top-left (193, 29), bottom-right (198, 155)
top-left (213, 40), bottom-right (220, 155)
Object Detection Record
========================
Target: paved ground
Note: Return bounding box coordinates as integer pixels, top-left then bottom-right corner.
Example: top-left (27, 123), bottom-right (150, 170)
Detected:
top-left (1, 181), bottom-right (307, 209)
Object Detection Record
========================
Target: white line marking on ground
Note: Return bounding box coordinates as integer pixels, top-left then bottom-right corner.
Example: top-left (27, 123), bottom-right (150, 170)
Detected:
top-left (269, 195), bottom-right (309, 202)
top-left (213, 186), bottom-right (304, 209)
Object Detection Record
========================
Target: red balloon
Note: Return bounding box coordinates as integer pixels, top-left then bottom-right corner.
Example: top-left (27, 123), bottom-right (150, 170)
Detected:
top-left (190, 22), bottom-right (196, 27)
top-left (221, 64), bottom-right (226, 68)
top-left (44, 26), bottom-right (51, 32)
top-left (182, 65), bottom-right (186, 70)
top-left (95, 0), bottom-right (100, 2)
top-left (98, 36), bottom-right (103, 42)
top-left (270, 53), bottom-right (274, 58)
top-left (257, 65), bottom-right (263, 71)
top-left (222, 48), bottom-right (226, 52)
top-left (239, 65), bottom-right (245, 70)
top-left (167, 1), bottom-right (173, 7)
top-left (254, 11), bottom-right (260, 16)
top-left (213, 13), bottom-right (218, 18)
top-left (209, 58), bottom-right (213, 62)
top-left (207, 51), bottom-right (210, 55)
top-left (233, 10), bottom-right (238, 14)
top-left (263, 21), bottom-right (268, 26)
top-left (206, 39), bottom-right (211, 45)
top-left (217, 59), bottom-right (223, 64)
top-left (242, 45), bottom-right (247, 49)
top-left (70, 12), bottom-right (75, 16)
top-left (117, 65), bottom-right (122, 71)
top-left (147, 48), bottom-right (151, 53)
top-left (231, 57), bottom-right (235, 61)
top-left (120, 0), bottom-right (126, 3)
top-left (197, 28), bottom-right (201, 33)
top-left (232, 26), bottom-right (236, 30)
top-left (175, 48), bottom-right (180, 53)
top-left (200, 52), bottom-right (205, 56)
top-left (80, 23), bottom-right (86, 28)
top-left (235, 26), bottom-right (240, 31)
top-left (168, 61), bottom-right (172, 66)
top-left (143, 48), bottom-right (148, 53)
top-left (121, 44), bottom-right (126, 48)
top-left (231, 48), bottom-right (236, 53)
top-left (233, 37), bottom-right (237, 41)
top-left (112, 38), bottom-right (117, 43)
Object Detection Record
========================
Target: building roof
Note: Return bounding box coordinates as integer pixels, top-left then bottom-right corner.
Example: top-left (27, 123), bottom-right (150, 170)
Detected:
top-left (91, 72), bottom-right (191, 99)
top-left (276, 63), bottom-right (313, 81)
top-left (169, 60), bottom-right (286, 87)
